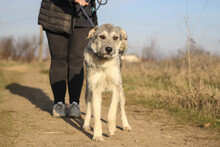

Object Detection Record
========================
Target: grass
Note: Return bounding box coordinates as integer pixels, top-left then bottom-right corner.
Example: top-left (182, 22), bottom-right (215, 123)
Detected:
top-left (0, 61), bottom-right (27, 145)
top-left (0, 60), bottom-right (23, 67)
top-left (0, 71), bottom-right (7, 89)
top-left (122, 53), bottom-right (220, 128)
top-left (0, 67), bottom-right (13, 145)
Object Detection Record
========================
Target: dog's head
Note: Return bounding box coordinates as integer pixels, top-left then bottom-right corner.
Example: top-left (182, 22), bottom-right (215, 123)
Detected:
top-left (87, 24), bottom-right (127, 59)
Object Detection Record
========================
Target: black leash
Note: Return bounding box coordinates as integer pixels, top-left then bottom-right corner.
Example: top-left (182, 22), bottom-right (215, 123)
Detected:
top-left (79, 0), bottom-right (107, 28)
top-left (79, 4), bottom-right (96, 27)
top-left (96, 0), bottom-right (108, 11)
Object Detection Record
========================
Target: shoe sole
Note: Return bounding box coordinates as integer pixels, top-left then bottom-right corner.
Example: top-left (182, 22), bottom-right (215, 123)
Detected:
top-left (53, 112), bottom-right (66, 118)
top-left (53, 115), bottom-right (66, 118)
top-left (68, 114), bottom-right (81, 118)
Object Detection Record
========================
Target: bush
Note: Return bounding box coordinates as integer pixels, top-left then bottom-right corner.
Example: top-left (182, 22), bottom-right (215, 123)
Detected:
top-left (0, 36), bottom-right (40, 62)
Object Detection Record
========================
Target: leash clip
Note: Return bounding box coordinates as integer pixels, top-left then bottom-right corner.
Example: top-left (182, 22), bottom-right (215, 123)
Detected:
top-left (91, 7), bottom-right (96, 13)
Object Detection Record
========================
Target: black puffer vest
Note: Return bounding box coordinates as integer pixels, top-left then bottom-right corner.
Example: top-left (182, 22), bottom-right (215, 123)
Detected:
top-left (38, 0), bottom-right (98, 34)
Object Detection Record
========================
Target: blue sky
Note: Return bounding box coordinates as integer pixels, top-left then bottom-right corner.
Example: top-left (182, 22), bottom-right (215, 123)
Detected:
top-left (0, 0), bottom-right (219, 57)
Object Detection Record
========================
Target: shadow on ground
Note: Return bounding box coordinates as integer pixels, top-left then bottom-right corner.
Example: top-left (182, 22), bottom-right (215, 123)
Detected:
top-left (6, 83), bottom-right (53, 114)
top-left (5, 83), bottom-right (98, 139)
top-left (5, 83), bottom-right (115, 139)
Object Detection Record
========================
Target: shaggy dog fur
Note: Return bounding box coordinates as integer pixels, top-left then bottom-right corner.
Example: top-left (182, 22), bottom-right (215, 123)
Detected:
top-left (83, 24), bottom-right (131, 142)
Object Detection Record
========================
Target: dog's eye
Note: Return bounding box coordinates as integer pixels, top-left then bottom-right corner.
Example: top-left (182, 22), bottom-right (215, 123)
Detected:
top-left (99, 35), bottom-right (106, 39)
top-left (113, 36), bottom-right (118, 41)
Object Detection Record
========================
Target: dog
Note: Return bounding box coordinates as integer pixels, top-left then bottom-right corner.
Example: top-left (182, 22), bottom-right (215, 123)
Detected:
top-left (83, 24), bottom-right (131, 142)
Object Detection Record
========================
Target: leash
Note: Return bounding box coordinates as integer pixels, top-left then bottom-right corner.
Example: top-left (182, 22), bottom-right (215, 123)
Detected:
top-left (78, 0), bottom-right (107, 28)
top-left (79, 5), bottom-right (96, 27)
top-left (96, 0), bottom-right (108, 11)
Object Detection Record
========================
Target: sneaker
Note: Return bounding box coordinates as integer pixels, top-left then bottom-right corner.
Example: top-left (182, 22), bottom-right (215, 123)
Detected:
top-left (68, 102), bottom-right (81, 118)
top-left (53, 102), bottom-right (66, 118)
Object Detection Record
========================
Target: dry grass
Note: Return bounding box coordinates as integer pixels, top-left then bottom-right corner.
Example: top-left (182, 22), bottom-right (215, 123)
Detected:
top-left (122, 53), bottom-right (220, 128)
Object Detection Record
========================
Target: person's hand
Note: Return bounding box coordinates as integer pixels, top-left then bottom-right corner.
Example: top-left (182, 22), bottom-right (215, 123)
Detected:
top-left (75, 0), bottom-right (89, 6)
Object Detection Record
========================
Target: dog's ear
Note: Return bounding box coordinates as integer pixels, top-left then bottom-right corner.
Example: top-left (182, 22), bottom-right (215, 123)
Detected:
top-left (87, 27), bottom-right (97, 39)
top-left (120, 28), bottom-right (127, 41)
top-left (119, 28), bottom-right (127, 54)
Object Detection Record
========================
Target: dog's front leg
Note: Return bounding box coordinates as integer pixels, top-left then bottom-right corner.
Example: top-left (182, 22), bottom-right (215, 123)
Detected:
top-left (92, 90), bottom-right (104, 142)
top-left (83, 87), bottom-right (92, 131)
top-left (108, 87), bottom-right (119, 135)
top-left (119, 86), bottom-right (131, 131)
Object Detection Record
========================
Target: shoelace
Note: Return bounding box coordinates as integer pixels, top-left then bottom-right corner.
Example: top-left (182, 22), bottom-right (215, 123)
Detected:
top-left (71, 102), bottom-right (80, 109)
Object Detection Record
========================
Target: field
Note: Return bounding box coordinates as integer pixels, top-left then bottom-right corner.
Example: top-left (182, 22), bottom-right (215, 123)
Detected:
top-left (122, 53), bottom-right (220, 128)
top-left (0, 54), bottom-right (220, 146)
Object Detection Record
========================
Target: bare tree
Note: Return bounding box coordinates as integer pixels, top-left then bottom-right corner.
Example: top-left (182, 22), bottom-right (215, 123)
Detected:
top-left (141, 38), bottom-right (161, 60)
top-left (0, 37), bottom-right (16, 60)
top-left (177, 0), bottom-right (209, 90)
top-left (0, 35), bottom-right (40, 62)
top-left (16, 36), bottom-right (39, 62)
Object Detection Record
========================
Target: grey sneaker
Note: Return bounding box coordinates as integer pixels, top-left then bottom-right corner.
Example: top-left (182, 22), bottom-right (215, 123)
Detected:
top-left (53, 102), bottom-right (66, 118)
top-left (68, 102), bottom-right (81, 118)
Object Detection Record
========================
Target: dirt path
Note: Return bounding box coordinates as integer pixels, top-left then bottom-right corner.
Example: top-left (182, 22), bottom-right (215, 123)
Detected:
top-left (0, 64), bottom-right (219, 146)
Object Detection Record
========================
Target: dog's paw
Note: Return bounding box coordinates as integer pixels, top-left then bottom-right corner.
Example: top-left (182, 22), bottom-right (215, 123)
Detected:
top-left (108, 127), bottom-right (116, 136)
top-left (109, 129), bottom-right (116, 136)
top-left (123, 126), bottom-right (131, 132)
top-left (108, 123), bottom-right (116, 136)
top-left (82, 125), bottom-right (91, 131)
top-left (92, 135), bottom-right (104, 142)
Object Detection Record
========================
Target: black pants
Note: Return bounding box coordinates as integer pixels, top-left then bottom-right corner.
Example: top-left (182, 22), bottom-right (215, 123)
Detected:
top-left (46, 27), bottom-right (91, 104)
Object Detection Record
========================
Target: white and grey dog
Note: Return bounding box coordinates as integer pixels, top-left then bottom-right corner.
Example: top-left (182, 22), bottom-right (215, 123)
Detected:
top-left (83, 24), bottom-right (131, 142)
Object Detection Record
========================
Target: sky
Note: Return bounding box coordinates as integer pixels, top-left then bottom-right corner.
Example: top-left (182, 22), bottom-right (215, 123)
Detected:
top-left (0, 0), bottom-right (219, 57)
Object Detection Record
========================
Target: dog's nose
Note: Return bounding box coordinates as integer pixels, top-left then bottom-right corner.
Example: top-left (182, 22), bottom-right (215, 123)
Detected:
top-left (105, 47), bottom-right (113, 54)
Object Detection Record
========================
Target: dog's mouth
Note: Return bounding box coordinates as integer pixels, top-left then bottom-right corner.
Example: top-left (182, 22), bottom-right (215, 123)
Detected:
top-left (94, 52), bottom-right (114, 59)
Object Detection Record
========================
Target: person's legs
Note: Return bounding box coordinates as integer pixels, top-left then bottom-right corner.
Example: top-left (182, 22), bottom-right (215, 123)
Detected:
top-left (67, 27), bottom-right (91, 104)
top-left (46, 30), bottom-right (68, 104)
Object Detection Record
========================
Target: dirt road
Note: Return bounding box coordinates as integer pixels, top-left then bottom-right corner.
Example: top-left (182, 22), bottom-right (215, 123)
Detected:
top-left (0, 64), bottom-right (219, 146)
